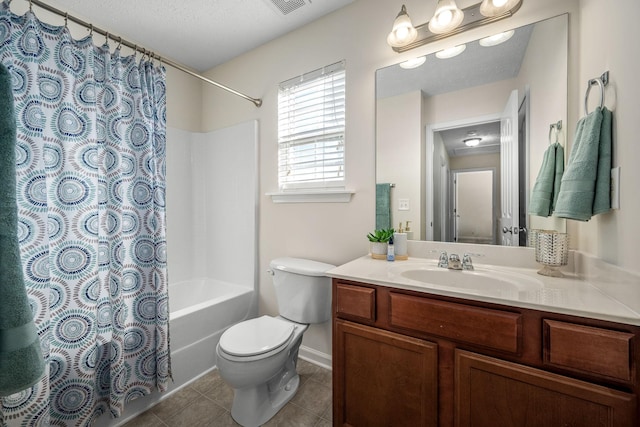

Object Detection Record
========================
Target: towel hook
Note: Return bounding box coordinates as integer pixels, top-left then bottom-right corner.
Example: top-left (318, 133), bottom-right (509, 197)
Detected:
top-left (584, 71), bottom-right (609, 115)
top-left (549, 120), bottom-right (562, 145)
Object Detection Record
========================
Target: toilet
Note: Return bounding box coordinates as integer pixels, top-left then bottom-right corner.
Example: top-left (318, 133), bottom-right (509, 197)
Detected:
top-left (215, 257), bottom-right (335, 427)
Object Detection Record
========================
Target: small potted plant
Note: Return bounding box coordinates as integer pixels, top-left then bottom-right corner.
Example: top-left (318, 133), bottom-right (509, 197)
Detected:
top-left (367, 228), bottom-right (394, 259)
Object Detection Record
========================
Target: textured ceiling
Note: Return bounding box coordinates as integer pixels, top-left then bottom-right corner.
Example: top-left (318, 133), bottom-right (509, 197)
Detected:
top-left (40, 0), bottom-right (354, 72)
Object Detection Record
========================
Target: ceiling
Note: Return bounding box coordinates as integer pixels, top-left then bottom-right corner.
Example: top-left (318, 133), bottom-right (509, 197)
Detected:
top-left (41, 0), bottom-right (354, 72)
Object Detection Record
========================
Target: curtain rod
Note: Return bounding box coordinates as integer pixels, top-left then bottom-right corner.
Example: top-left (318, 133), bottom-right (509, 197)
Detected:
top-left (25, 0), bottom-right (263, 107)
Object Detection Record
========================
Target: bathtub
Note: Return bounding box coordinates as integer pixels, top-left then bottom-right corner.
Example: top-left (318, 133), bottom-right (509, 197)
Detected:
top-left (168, 278), bottom-right (255, 388)
top-left (97, 278), bottom-right (255, 426)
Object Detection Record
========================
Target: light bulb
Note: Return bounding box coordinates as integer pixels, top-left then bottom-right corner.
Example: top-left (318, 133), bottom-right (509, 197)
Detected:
top-left (492, 0), bottom-right (508, 7)
top-left (436, 9), bottom-right (453, 26)
top-left (396, 26), bottom-right (409, 40)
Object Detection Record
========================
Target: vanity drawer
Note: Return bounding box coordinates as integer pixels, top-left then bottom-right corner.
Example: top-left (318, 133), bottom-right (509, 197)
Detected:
top-left (335, 283), bottom-right (376, 322)
top-left (543, 319), bottom-right (634, 382)
top-left (389, 292), bottom-right (522, 354)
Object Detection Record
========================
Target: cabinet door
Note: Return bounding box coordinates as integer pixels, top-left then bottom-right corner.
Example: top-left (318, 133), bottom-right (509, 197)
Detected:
top-left (334, 320), bottom-right (438, 427)
top-left (455, 350), bottom-right (637, 427)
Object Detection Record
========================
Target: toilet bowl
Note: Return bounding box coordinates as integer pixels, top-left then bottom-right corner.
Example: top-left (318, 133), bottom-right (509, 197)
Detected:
top-left (215, 257), bottom-right (335, 427)
top-left (216, 316), bottom-right (308, 426)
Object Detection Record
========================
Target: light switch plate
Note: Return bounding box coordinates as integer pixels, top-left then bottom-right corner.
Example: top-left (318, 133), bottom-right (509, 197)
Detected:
top-left (611, 167), bottom-right (620, 209)
top-left (398, 198), bottom-right (410, 211)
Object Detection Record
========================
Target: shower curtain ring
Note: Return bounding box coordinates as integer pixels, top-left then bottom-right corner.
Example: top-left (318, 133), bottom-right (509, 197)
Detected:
top-left (88, 23), bottom-right (93, 36)
top-left (117, 36), bottom-right (122, 49)
top-left (28, 0), bottom-right (32, 12)
top-left (104, 31), bottom-right (109, 46)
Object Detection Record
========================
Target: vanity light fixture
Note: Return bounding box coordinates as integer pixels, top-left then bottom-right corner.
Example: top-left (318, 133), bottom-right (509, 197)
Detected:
top-left (479, 0), bottom-right (522, 17)
top-left (399, 56), bottom-right (427, 69)
top-left (435, 44), bottom-right (466, 59)
top-left (387, 5), bottom-right (418, 48)
top-left (464, 137), bottom-right (481, 147)
top-left (428, 0), bottom-right (464, 35)
top-left (387, 0), bottom-right (523, 53)
top-left (479, 29), bottom-right (515, 46)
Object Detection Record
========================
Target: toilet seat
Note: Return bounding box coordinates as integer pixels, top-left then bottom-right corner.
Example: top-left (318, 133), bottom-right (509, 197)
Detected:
top-left (219, 316), bottom-right (294, 357)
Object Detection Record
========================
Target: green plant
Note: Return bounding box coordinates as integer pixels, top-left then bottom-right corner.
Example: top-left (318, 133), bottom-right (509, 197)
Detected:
top-left (367, 228), bottom-right (395, 243)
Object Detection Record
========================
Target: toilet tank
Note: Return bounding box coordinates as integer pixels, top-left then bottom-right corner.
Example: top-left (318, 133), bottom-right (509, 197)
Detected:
top-left (269, 257), bottom-right (336, 324)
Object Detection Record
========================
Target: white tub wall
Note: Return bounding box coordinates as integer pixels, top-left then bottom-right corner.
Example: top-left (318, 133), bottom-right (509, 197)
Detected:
top-left (193, 121), bottom-right (259, 293)
top-left (166, 127), bottom-right (200, 283)
top-left (166, 123), bottom-right (259, 299)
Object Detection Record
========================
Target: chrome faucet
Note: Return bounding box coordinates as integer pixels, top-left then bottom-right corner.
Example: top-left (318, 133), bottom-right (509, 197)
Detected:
top-left (437, 251), bottom-right (448, 268)
top-left (448, 253), bottom-right (462, 270)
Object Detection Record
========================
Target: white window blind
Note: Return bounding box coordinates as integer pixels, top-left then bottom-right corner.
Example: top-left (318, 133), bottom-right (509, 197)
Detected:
top-left (278, 60), bottom-right (345, 190)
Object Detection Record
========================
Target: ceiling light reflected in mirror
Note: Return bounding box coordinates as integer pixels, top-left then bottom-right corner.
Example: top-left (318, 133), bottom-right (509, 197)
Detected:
top-left (435, 44), bottom-right (466, 59)
top-left (400, 56), bottom-right (427, 69)
top-left (479, 30), bottom-right (515, 46)
top-left (463, 137), bottom-right (482, 147)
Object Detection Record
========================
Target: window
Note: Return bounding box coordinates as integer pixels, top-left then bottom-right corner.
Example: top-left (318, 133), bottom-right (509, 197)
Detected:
top-left (278, 61), bottom-right (346, 191)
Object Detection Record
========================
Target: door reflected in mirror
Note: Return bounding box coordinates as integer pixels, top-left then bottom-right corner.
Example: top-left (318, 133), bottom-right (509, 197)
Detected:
top-left (376, 14), bottom-right (568, 245)
top-left (453, 169), bottom-right (495, 244)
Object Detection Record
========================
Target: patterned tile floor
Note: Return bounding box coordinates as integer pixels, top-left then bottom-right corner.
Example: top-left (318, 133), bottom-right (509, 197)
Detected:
top-left (123, 359), bottom-right (332, 427)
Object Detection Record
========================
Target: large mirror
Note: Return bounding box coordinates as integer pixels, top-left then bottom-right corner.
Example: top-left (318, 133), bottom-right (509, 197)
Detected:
top-left (376, 14), bottom-right (568, 246)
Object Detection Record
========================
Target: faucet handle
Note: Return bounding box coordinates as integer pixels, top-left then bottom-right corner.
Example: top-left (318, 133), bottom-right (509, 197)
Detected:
top-left (462, 252), bottom-right (482, 271)
top-left (437, 251), bottom-right (448, 268)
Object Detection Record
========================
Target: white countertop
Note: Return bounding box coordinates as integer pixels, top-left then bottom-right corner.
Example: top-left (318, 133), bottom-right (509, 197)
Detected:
top-left (327, 255), bottom-right (640, 326)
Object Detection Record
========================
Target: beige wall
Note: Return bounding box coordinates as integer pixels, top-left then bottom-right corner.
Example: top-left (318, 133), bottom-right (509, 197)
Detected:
top-left (573, 0), bottom-right (640, 268)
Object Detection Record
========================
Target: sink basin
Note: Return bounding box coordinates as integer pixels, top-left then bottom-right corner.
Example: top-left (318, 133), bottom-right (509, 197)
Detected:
top-left (390, 264), bottom-right (544, 298)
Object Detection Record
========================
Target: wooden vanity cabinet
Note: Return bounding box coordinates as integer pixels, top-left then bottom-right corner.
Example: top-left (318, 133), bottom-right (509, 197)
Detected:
top-left (332, 279), bottom-right (640, 427)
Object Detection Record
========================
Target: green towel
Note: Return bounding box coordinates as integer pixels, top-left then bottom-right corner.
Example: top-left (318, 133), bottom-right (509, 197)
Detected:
top-left (554, 107), bottom-right (611, 221)
top-left (529, 142), bottom-right (564, 217)
top-left (592, 107), bottom-right (612, 215)
top-left (0, 62), bottom-right (45, 397)
top-left (376, 183), bottom-right (391, 230)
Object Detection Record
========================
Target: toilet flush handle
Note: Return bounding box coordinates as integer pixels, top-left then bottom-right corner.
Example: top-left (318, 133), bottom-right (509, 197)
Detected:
top-left (266, 269), bottom-right (274, 276)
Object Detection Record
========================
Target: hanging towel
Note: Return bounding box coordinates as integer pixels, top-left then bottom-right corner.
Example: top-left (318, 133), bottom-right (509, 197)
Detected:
top-left (529, 142), bottom-right (565, 217)
top-left (554, 106), bottom-right (611, 221)
top-left (592, 107), bottom-right (612, 215)
top-left (0, 63), bottom-right (45, 396)
top-left (376, 183), bottom-right (392, 230)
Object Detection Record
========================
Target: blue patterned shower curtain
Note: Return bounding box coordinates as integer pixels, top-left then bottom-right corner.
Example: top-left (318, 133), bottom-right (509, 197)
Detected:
top-left (0, 2), bottom-right (170, 425)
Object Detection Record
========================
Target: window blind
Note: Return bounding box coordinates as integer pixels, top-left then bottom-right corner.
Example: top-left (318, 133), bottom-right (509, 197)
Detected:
top-left (278, 60), bottom-right (346, 190)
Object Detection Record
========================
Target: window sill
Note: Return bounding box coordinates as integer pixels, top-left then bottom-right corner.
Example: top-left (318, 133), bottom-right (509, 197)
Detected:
top-left (267, 189), bottom-right (355, 203)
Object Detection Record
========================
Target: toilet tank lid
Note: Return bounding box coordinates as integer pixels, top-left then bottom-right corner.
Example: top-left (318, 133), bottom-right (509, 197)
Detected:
top-left (270, 257), bottom-right (336, 276)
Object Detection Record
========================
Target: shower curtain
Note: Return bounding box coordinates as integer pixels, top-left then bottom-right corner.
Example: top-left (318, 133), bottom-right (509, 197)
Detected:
top-left (0, 2), bottom-right (170, 425)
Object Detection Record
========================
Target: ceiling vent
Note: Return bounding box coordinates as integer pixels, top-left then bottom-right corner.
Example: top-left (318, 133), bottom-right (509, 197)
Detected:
top-left (269, 0), bottom-right (306, 15)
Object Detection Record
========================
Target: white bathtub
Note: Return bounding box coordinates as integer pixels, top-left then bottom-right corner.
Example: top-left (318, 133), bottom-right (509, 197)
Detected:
top-left (168, 278), bottom-right (254, 387)
top-left (97, 278), bottom-right (255, 427)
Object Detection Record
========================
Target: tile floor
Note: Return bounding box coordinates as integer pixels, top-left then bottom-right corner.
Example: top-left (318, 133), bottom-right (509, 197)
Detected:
top-left (123, 359), bottom-right (332, 427)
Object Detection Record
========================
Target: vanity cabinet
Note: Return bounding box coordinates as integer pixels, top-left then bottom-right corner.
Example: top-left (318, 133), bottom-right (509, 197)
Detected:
top-left (332, 279), bottom-right (640, 427)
